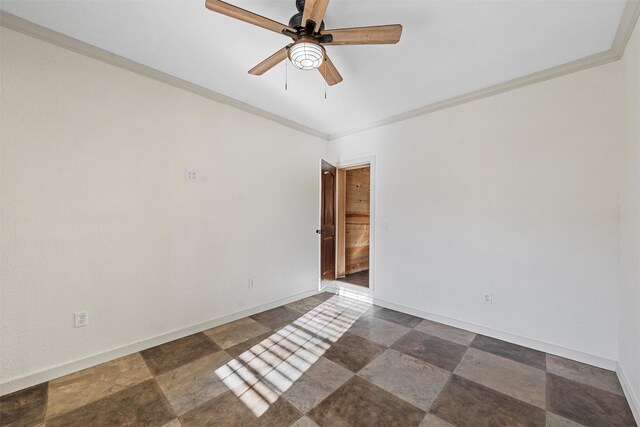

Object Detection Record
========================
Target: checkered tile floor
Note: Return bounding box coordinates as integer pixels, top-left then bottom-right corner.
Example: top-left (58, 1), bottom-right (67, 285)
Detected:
top-left (1, 292), bottom-right (636, 427)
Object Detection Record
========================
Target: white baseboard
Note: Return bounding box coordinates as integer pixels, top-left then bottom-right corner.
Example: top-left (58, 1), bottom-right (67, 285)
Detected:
top-left (370, 297), bottom-right (617, 370)
top-left (617, 362), bottom-right (640, 424)
top-left (325, 281), bottom-right (618, 371)
top-left (0, 288), bottom-right (326, 396)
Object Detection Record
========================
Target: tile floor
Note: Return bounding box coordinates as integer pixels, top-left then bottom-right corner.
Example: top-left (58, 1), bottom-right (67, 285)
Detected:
top-left (337, 270), bottom-right (369, 288)
top-left (1, 292), bottom-right (636, 427)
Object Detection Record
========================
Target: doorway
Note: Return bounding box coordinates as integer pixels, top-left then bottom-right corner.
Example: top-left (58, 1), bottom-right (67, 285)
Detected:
top-left (336, 164), bottom-right (371, 288)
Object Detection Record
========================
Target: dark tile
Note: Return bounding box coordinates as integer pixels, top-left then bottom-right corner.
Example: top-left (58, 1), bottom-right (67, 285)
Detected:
top-left (308, 376), bottom-right (425, 427)
top-left (546, 373), bottom-right (636, 427)
top-left (546, 354), bottom-right (624, 396)
top-left (0, 382), bottom-right (47, 427)
top-left (337, 270), bottom-right (369, 287)
top-left (250, 306), bottom-right (302, 330)
top-left (373, 308), bottom-right (423, 328)
top-left (179, 390), bottom-right (302, 427)
top-left (313, 292), bottom-right (336, 302)
top-left (323, 332), bottom-right (385, 372)
top-left (46, 380), bottom-right (175, 427)
top-left (225, 332), bottom-right (274, 358)
top-left (140, 333), bottom-right (221, 375)
top-left (203, 318), bottom-right (270, 349)
top-left (430, 375), bottom-right (545, 427)
top-left (470, 335), bottom-right (546, 370)
top-left (391, 330), bottom-right (467, 371)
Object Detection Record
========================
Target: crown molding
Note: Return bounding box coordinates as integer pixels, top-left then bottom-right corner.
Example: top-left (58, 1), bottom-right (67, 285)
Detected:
top-left (328, 0), bottom-right (640, 140)
top-left (2, 1), bottom-right (639, 143)
top-left (0, 12), bottom-right (330, 141)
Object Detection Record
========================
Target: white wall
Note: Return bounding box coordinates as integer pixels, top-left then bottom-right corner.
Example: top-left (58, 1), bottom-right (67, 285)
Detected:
top-left (618, 16), bottom-right (640, 419)
top-left (329, 59), bottom-right (625, 365)
top-left (0, 28), bottom-right (327, 391)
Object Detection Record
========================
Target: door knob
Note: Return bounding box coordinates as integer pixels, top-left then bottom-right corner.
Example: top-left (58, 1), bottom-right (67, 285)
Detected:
top-left (316, 229), bottom-right (326, 235)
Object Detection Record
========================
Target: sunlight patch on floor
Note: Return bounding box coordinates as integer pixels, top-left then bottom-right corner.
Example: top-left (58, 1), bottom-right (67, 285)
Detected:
top-left (215, 295), bottom-right (370, 417)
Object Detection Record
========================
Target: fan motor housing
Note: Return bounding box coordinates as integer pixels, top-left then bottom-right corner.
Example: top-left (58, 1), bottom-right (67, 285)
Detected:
top-left (289, 12), bottom-right (325, 32)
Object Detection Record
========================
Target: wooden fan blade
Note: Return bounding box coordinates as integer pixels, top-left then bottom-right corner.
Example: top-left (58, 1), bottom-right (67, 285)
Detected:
top-left (323, 24), bottom-right (403, 45)
top-left (205, 0), bottom-right (296, 35)
top-left (318, 54), bottom-right (343, 86)
top-left (248, 46), bottom-right (290, 76)
top-left (302, 0), bottom-right (330, 33)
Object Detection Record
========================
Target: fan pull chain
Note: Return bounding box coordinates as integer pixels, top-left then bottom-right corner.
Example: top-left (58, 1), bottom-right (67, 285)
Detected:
top-left (285, 60), bottom-right (288, 91)
top-left (323, 58), bottom-right (327, 100)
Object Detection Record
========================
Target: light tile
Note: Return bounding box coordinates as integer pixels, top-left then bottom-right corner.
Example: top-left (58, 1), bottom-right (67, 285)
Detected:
top-left (419, 414), bottom-right (455, 427)
top-left (291, 416), bottom-right (319, 427)
top-left (47, 353), bottom-right (152, 418)
top-left (348, 316), bottom-right (411, 347)
top-left (414, 319), bottom-right (476, 346)
top-left (359, 349), bottom-right (450, 411)
top-left (454, 348), bottom-right (546, 408)
top-left (155, 351), bottom-right (233, 415)
top-left (546, 411), bottom-right (585, 427)
top-left (282, 357), bottom-right (353, 413)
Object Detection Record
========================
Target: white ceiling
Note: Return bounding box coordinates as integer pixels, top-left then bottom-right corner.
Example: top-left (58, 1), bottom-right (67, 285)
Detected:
top-left (1, 0), bottom-right (628, 136)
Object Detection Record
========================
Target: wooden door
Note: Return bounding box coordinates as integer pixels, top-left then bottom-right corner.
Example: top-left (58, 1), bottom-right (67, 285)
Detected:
top-left (319, 160), bottom-right (336, 280)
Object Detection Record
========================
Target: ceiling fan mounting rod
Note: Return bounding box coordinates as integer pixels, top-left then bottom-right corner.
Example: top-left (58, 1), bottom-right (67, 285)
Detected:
top-left (283, 17), bottom-right (332, 43)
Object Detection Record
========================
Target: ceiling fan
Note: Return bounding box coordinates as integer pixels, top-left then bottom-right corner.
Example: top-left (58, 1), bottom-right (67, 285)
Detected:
top-left (205, 0), bottom-right (403, 86)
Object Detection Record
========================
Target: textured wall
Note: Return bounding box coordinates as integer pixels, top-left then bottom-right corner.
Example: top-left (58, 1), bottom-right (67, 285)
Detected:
top-left (618, 16), bottom-right (640, 420)
top-left (329, 56), bottom-right (624, 364)
top-left (0, 28), bottom-right (327, 388)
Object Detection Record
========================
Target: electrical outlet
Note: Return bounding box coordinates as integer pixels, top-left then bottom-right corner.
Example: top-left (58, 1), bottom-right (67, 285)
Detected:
top-left (185, 169), bottom-right (197, 181)
top-left (74, 311), bottom-right (88, 328)
top-left (248, 279), bottom-right (254, 289)
top-left (483, 292), bottom-right (492, 305)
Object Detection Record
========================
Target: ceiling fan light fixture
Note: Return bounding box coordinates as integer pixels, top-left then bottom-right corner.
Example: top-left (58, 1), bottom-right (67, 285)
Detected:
top-left (288, 41), bottom-right (324, 70)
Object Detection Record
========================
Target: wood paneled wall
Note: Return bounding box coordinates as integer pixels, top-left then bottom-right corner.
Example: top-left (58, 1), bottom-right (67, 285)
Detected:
top-left (345, 167), bottom-right (370, 274)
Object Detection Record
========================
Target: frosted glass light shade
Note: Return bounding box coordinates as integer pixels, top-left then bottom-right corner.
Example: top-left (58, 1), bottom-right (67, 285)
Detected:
top-left (288, 42), bottom-right (324, 70)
